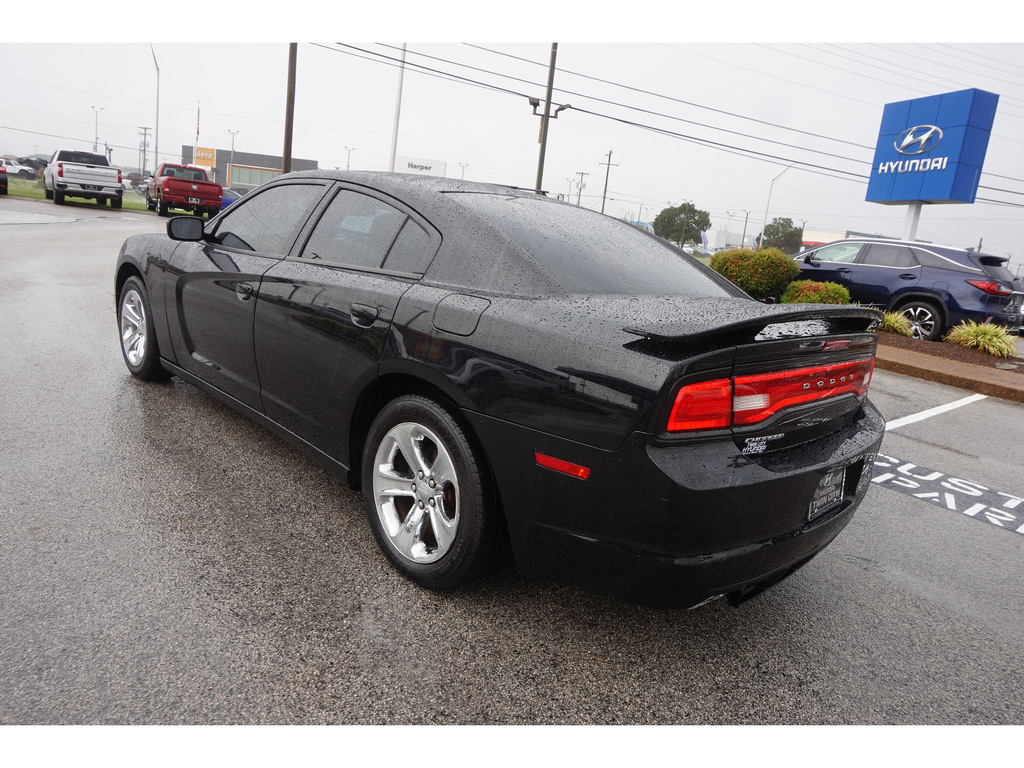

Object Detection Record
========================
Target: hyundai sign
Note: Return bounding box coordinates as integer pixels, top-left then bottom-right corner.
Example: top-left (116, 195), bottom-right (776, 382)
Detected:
top-left (866, 88), bottom-right (998, 205)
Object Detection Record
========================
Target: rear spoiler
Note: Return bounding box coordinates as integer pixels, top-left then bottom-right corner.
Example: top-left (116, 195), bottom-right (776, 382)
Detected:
top-left (623, 302), bottom-right (881, 356)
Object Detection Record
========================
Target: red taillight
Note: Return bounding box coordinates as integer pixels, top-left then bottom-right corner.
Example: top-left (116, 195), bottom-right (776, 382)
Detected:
top-left (534, 451), bottom-right (591, 480)
top-left (117, 169), bottom-right (122, 183)
top-left (57, 162), bottom-right (64, 178)
top-left (966, 279), bottom-right (1013, 297)
top-left (668, 357), bottom-right (875, 432)
top-left (667, 378), bottom-right (732, 431)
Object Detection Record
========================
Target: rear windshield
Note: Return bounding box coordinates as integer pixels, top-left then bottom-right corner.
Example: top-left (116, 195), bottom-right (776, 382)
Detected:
top-left (57, 151), bottom-right (108, 166)
top-left (976, 255), bottom-right (1016, 283)
top-left (450, 194), bottom-right (730, 297)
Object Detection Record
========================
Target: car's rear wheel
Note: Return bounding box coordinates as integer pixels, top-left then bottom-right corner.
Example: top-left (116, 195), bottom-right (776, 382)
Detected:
top-left (898, 300), bottom-right (944, 341)
top-left (157, 198), bottom-right (169, 216)
top-left (118, 276), bottom-right (169, 380)
top-left (362, 395), bottom-right (500, 590)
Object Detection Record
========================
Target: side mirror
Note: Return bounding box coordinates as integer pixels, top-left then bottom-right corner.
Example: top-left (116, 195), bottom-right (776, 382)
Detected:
top-left (803, 254), bottom-right (814, 264)
top-left (167, 216), bottom-right (205, 242)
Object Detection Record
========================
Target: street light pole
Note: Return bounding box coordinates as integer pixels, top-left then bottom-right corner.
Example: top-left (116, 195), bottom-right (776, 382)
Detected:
top-left (760, 164), bottom-right (793, 248)
top-left (91, 106), bottom-right (105, 152)
top-left (151, 45), bottom-right (160, 175)
top-left (345, 146), bottom-right (355, 171)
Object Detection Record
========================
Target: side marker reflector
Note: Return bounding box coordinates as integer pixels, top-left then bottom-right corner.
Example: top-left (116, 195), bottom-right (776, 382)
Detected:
top-left (535, 451), bottom-right (591, 480)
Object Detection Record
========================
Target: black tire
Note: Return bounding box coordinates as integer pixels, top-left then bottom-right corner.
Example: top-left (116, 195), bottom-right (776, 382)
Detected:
top-left (158, 197), bottom-right (169, 217)
top-left (898, 300), bottom-right (944, 341)
top-left (146, 193), bottom-right (156, 211)
top-left (0, 185), bottom-right (7, 196)
top-left (97, 197), bottom-right (107, 207)
top-left (44, 185), bottom-right (53, 200)
top-left (362, 395), bottom-right (501, 590)
top-left (117, 276), bottom-right (169, 381)
top-left (54, 190), bottom-right (65, 205)
top-left (111, 197), bottom-right (122, 209)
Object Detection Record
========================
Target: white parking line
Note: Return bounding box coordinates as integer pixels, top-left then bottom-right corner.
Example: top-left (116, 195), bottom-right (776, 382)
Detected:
top-left (885, 393), bottom-right (988, 431)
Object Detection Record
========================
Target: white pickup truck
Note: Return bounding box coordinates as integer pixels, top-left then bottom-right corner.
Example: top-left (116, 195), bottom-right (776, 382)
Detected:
top-left (1, 158), bottom-right (37, 179)
top-left (43, 149), bottom-right (124, 208)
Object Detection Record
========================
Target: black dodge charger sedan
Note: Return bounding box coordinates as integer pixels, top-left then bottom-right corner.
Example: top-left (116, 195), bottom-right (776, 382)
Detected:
top-left (115, 171), bottom-right (884, 608)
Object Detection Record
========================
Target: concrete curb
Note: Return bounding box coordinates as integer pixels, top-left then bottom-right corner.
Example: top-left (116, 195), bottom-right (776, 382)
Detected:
top-left (874, 343), bottom-right (1024, 404)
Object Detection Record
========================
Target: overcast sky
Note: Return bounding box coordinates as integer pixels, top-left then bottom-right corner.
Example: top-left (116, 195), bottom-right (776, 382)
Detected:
top-left (3, 4), bottom-right (1022, 272)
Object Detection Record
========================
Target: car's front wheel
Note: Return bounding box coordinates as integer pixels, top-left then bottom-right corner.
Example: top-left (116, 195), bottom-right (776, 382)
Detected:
top-left (898, 300), bottom-right (944, 341)
top-left (362, 395), bottom-right (501, 590)
top-left (118, 276), bottom-right (169, 380)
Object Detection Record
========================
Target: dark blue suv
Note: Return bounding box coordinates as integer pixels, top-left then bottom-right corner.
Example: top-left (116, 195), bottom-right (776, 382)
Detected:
top-left (795, 238), bottom-right (1023, 341)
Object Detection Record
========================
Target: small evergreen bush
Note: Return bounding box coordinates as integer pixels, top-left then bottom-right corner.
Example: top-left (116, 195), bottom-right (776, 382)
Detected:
top-left (709, 247), bottom-right (799, 301)
top-left (943, 321), bottom-right (1019, 358)
top-left (780, 280), bottom-right (851, 305)
top-left (877, 311), bottom-right (913, 336)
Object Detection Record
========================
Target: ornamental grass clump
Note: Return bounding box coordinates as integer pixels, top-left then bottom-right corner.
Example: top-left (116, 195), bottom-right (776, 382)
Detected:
top-left (877, 311), bottom-right (913, 336)
top-left (708, 247), bottom-right (799, 302)
top-left (780, 280), bottom-right (851, 305)
top-left (943, 321), bottom-right (1019, 358)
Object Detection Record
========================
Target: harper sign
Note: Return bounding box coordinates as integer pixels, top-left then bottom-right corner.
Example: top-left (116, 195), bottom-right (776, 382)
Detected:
top-left (397, 156), bottom-right (447, 177)
top-left (865, 88), bottom-right (998, 205)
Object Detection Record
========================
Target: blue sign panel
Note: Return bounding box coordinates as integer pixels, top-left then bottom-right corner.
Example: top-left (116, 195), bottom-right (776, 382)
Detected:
top-left (866, 88), bottom-right (999, 205)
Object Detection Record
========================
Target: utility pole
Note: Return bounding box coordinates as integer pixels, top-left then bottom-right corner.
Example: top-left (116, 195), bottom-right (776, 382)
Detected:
top-left (534, 43), bottom-right (558, 193)
top-left (283, 43), bottom-right (297, 174)
top-left (138, 127), bottom-right (151, 175)
top-left (599, 150), bottom-right (617, 214)
top-left (575, 171), bottom-right (588, 206)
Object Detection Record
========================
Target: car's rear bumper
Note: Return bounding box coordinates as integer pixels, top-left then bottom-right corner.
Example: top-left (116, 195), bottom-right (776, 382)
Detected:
top-left (466, 400), bottom-right (884, 607)
top-left (54, 181), bottom-right (123, 198)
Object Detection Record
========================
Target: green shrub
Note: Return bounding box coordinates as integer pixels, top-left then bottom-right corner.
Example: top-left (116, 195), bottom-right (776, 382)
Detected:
top-left (943, 321), bottom-right (1019, 358)
top-left (877, 311), bottom-right (913, 336)
top-left (780, 280), bottom-right (851, 305)
top-left (709, 247), bottom-right (799, 301)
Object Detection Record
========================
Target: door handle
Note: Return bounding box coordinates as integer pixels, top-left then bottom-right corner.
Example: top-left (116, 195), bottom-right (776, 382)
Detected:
top-left (899, 273), bottom-right (917, 280)
top-left (235, 282), bottom-right (254, 301)
top-left (835, 268), bottom-right (852, 274)
top-left (351, 303), bottom-right (379, 328)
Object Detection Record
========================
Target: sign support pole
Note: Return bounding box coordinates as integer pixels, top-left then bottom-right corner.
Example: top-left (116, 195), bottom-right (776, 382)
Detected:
top-left (902, 202), bottom-right (923, 241)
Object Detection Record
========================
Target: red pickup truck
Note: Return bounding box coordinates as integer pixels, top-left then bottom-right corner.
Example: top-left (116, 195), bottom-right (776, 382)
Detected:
top-left (146, 163), bottom-right (222, 219)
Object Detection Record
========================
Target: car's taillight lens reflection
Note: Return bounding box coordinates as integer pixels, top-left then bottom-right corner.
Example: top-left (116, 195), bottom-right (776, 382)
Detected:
top-left (668, 357), bottom-right (875, 432)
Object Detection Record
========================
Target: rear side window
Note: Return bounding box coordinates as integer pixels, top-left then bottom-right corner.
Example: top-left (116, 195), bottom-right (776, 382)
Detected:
top-left (383, 219), bottom-right (434, 274)
top-left (861, 244), bottom-right (918, 268)
top-left (301, 190), bottom-right (410, 269)
top-left (213, 183), bottom-right (326, 255)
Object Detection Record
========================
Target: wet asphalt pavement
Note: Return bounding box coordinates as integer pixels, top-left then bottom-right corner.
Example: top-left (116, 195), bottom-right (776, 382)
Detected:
top-left (1, 197), bottom-right (1022, 725)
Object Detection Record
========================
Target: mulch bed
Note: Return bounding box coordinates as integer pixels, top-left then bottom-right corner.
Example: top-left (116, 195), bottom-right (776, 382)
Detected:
top-left (875, 331), bottom-right (1024, 375)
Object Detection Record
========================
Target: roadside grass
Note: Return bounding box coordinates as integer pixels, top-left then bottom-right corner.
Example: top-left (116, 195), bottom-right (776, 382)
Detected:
top-left (5, 177), bottom-right (150, 213)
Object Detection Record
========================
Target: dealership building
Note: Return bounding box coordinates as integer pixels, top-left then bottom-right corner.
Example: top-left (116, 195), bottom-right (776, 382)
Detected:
top-left (181, 145), bottom-right (318, 190)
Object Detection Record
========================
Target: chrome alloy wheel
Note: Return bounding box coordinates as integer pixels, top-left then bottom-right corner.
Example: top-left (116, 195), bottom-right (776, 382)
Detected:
top-left (120, 287), bottom-right (148, 367)
top-left (371, 421), bottom-right (461, 564)
top-left (902, 304), bottom-right (937, 340)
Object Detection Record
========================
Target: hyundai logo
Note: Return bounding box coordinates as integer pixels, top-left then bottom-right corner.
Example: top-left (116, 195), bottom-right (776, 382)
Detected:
top-left (895, 125), bottom-right (943, 155)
